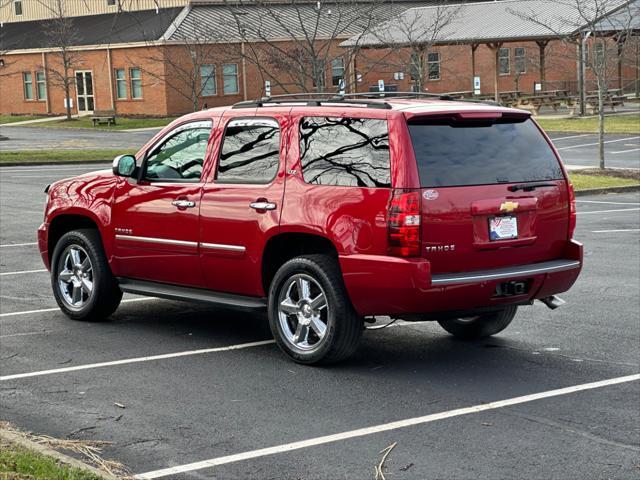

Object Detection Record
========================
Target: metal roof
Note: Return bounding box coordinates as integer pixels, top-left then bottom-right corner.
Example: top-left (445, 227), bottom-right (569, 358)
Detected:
top-left (168, 1), bottom-right (452, 43)
top-left (341, 0), bottom-right (634, 47)
top-left (594, 0), bottom-right (640, 32)
top-left (0, 8), bottom-right (183, 51)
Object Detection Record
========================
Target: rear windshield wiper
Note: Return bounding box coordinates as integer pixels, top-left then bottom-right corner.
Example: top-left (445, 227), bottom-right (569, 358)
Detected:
top-left (508, 182), bottom-right (557, 192)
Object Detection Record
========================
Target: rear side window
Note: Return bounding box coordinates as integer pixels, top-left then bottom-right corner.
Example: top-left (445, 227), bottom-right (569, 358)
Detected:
top-left (408, 117), bottom-right (563, 187)
top-left (217, 118), bottom-right (280, 184)
top-left (299, 117), bottom-right (391, 188)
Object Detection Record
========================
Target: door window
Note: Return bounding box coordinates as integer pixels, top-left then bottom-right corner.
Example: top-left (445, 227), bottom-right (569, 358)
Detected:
top-left (145, 121), bottom-right (212, 182)
top-left (216, 118), bottom-right (280, 184)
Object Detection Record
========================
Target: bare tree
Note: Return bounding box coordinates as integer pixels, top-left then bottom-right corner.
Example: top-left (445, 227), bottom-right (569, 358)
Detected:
top-left (356, 1), bottom-right (461, 93)
top-left (223, 0), bottom-right (390, 95)
top-left (511, 0), bottom-right (638, 169)
top-left (142, 12), bottom-right (239, 112)
top-left (38, 0), bottom-right (85, 119)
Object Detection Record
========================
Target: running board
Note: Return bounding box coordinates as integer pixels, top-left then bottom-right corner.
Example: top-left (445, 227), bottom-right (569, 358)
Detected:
top-left (117, 278), bottom-right (267, 311)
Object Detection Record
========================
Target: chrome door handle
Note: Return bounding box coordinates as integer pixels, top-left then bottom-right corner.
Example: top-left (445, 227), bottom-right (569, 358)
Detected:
top-left (249, 202), bottom-right (276, 211)
top-left (172, 200), bottom-right (196, 208)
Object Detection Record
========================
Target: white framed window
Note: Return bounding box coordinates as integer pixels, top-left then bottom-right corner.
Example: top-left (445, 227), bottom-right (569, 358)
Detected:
top-left (499, 47), bottom-right (510, 75)
top-left (331, 58), bottom-right (345, 87)
top-left (130, 67), bottom-right (142, 99)
top-left (14, 1), bottom-right (23, 16)
top-left (36, 71), bottom-right (46, 100)
top-left (594, 42), bottom-right (605, 67)
top-left (107, 0), bottom-right (117, 6)
top-left (223, 64), bottom-right (239, 95)
top-left (427, 52), bottom-right (440, 80)
top-left (201, 64), bottom-right (217, 96)
top-left (23, 72), bottom-right (33, 100)
top-left (115, 68), bottom-right (127, 99)
top-left (514, 47), bottom-right (526, 74)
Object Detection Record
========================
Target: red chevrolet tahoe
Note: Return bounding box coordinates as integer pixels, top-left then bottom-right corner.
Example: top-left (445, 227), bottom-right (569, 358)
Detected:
top-left (39, 95), bottom-right (582, 364)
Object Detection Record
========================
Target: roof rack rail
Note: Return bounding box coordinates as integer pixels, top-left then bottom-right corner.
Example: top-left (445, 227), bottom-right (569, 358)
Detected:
top-left (232, 94), bottom-right (392, 110)
top-left (341, 92), bottom-right (502, 106)
top-left (231, 92), bottom-right (501, 109)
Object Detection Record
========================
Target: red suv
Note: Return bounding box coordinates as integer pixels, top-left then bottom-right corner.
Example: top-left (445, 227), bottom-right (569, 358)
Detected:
top-left (39, 95), bottom-right (582, 364)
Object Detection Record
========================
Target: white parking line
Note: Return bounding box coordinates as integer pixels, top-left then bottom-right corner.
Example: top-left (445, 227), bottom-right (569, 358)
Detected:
top-left (549, 134), bottom-right (592, 141)
top-left (0, 269), bottom-right (47, 276)
top-left (611, 147), bottom-right (640, 155)
top-left (0, 242), bottom-right (38, 248)
top-left (134, 374), bottom-right (640, 479)
top-left (576, 200), bottom-right (640, 205)
top-left (592, 229), bottom-right (640, 233)
top-left (556, 136), bottom-right (640, 151)
top-left (576, 208), bottom-right (640, 215)
top-left (0, 339), bottom-right (276, 381)
top-left (0, 297), bottom-right (152, 318)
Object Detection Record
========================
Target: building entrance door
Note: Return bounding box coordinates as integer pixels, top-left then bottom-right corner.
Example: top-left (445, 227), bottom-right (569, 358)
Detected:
top-left (75, 71), bottom-right (94, 114)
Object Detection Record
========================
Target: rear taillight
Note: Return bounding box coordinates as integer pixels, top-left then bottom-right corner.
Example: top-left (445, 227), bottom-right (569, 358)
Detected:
top-left (568, 183), bottom-right (577, 238)
top-left (388, 189), bottom-right (421, 257)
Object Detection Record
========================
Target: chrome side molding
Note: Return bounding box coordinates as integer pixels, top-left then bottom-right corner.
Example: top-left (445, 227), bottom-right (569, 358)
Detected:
top-left (115, 235), bottom-right (245, 253)
top-left (200, 242), bottom-right (246, 252)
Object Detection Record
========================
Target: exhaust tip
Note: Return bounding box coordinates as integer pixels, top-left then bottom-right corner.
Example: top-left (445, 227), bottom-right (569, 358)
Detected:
top-left (540, 295), bottom-right (566, 310)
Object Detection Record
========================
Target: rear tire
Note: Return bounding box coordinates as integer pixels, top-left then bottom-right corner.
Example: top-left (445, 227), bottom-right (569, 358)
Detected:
top-left (268, 254), bottom-right (363, 365)
top-left (437, 306), bottom-right (518, 340)
top-left (51, 229), bottom-right (122, 321)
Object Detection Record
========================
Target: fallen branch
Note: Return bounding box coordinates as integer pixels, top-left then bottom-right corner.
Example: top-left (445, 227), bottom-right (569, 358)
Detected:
top-left (374, 442), bottom-right (397, 480)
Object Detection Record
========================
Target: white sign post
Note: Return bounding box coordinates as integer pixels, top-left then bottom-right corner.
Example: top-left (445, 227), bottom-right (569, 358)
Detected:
top-left (378, 79), bottom-right (385, 93)
top-left (264, 80), bottom-right (271, 97)
top-left (473, 76), bottom-right (481, 95)
top-left (338, 78), bottom-right (345, 96)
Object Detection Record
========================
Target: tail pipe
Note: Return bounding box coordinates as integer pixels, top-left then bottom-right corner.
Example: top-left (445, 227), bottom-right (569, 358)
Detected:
top-left (540, 295), bottom-right (566, 310)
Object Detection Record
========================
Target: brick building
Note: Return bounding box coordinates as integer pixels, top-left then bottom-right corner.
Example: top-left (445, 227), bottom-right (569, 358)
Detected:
top-left (0, 0), bottom-right (637, 117)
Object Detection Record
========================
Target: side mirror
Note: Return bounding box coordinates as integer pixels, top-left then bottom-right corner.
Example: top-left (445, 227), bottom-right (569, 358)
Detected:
top-left (112, 154), bottom-right (137, 177)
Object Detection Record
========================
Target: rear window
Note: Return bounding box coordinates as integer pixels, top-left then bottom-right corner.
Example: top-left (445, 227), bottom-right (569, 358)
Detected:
top-left (408, 117), bottom-right (563, 187)
top-left (299, 117), bottom-right (391, 188)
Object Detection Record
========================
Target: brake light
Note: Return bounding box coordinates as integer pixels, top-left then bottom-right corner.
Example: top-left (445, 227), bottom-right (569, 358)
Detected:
top-left (388, 189), bottom-right (421, 257)
top-left (568, 183), bottom-right (577, 238)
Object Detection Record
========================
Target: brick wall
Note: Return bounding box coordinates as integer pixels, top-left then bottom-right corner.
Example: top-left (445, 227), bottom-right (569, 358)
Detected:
top-left (1, 37), bottom-right (637, 117)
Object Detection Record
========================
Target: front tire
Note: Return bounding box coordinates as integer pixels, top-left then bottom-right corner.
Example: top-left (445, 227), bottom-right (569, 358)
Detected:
top-left (268, 254), bottom-right (363, 365)
top-left (437, 306), bottom-right (518, 340)
top-left (51, 229), bottom-right (122, 321)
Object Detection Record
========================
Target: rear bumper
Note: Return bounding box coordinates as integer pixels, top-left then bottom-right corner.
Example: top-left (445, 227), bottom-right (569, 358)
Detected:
top-left (339, 240), bottom-right (583, 316)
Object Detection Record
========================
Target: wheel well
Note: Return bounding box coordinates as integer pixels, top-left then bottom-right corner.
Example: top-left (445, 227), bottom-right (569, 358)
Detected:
top-left (262, 233), bottom-right (338, 293)
top-left (48, 215), bottom-right (99, 260)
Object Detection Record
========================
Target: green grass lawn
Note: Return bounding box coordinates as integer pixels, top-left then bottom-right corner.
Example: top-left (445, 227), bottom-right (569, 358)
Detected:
top-left (569, 172), bottom-right (640, 190)
top-left (0, 442), bottom-right (103, 480)
top-left (537, 114), bottom-right (640, 134)
top-left (1, 150), bottom-right (127, 164)
top-left (0, 115), bottom-right (44, 124)
top-left (39, 116), bottom-right (176, 130)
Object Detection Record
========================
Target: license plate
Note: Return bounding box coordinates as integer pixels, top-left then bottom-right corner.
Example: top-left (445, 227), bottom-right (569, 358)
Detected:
top-left (489, 216), bottom-right (518, 240)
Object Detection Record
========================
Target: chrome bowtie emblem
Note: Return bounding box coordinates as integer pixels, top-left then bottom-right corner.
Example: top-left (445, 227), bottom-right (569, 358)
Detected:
top-left (500, 201), bottom-right (519, 213)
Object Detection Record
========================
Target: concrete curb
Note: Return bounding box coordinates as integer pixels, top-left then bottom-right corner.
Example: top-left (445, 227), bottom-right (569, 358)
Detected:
top-left (0, 428), bottom-right (120, 480)
top-left (575, 184), bottom-right (640, 196)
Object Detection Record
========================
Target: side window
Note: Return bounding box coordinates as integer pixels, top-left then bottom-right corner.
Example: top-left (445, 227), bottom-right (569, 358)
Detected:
top-left (217, 118), bottom-right (280, 184)
top-left (299, 117), bottom-right (391, 188)
top-left (145, 122), bottom-right (212, 182)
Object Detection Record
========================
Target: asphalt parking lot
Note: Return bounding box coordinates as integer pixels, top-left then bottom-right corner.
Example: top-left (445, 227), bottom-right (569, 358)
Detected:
top-left (1, 163), bottom-right (639, 479)
top-left (551, 132), bottom-right (640, 169)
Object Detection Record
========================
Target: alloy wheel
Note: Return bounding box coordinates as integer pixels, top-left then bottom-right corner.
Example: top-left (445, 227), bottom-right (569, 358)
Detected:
top-left (277, 274), bottom-right (329, 352)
